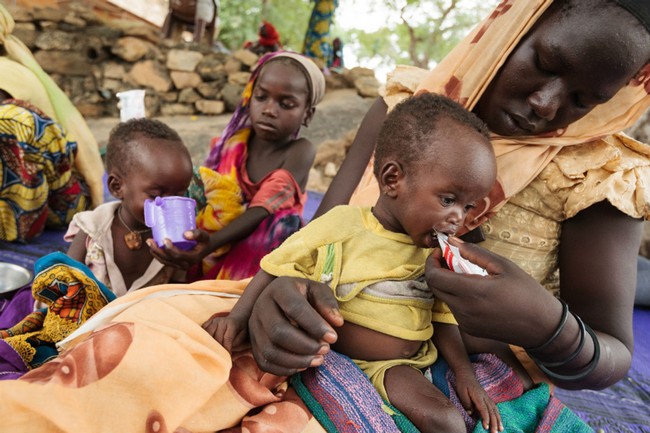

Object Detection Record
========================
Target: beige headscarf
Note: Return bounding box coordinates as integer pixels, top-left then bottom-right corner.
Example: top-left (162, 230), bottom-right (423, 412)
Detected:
top-left (271, 51), bottom-right (326, 108)
top-left (351, 0), bottom-right (650, 230)
top-left (0, 4), bottom-right (105, 208)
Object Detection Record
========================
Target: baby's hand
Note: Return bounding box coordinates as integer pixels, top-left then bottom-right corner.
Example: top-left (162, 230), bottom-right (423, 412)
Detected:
top-left (456, 370), bottom-right (503, 433)
top-left (147, 229), bottom-right (211, 270)
top-left (202, 312), bottom-right (250, 353)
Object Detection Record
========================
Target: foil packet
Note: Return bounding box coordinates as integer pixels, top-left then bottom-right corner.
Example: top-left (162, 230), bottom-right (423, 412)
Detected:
top-left (436, 233), bottom-right (488, 276)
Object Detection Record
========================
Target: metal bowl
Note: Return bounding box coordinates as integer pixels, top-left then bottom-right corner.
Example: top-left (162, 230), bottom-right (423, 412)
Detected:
top-left (0, 263), bottom-right (32, 293)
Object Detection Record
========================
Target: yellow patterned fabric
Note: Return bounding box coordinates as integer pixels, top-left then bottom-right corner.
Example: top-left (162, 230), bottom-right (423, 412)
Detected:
top-left (0, 100), bottom-right (91, 242)
top-left (0, 5), bottom-right (104, 208)
top-left (0, 252), bottom-right (116, 370)
top-left (303, 0), bottom-right (338, 66)
top-left (350, 0), bottom-right (650, 235)
top-left (196, 164), bottom-right (246, 259)
top-left (197, 165), bottom-right (245, 232)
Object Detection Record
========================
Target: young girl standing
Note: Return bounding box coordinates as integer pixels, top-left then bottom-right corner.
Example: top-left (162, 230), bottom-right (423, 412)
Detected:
top-left (66, 119), bottom-right (194, 296)
top-left (149, 51), bottom-right (326, 281)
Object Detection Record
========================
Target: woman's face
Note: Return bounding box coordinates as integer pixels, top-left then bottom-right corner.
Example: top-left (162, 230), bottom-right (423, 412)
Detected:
top-left (474, 5), bottom-right (650, 136)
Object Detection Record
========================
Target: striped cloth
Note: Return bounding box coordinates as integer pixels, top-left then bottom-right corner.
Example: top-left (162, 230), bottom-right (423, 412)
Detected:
top-left (293, 350), bottom-right (593, 433)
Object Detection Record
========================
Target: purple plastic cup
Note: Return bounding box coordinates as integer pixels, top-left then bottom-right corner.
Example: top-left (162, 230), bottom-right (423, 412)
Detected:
top-left (144, 196), bottom-right (197, 250)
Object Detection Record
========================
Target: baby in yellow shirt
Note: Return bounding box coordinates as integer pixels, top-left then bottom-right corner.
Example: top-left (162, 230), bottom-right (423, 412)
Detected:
top-left (204, 92), bottom-right (500, 433)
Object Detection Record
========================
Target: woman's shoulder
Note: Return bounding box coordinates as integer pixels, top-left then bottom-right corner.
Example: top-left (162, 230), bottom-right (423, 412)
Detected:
top-left (543, 133), bottom-right (650, 219)
top-left (380, 65), bottom-right (429, 111)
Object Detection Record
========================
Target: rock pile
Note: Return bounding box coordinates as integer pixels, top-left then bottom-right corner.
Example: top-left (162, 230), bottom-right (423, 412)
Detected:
top-left (7, 2), bottom-right (381, 119)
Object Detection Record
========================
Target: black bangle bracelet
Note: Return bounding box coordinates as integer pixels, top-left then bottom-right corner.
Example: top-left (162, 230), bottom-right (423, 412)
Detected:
top-left (525, 299), bottom-right (569, 353)
top-left (528, 311), bottom-right (586, 368)
top-left (536, 321), bottom-right (601, 382)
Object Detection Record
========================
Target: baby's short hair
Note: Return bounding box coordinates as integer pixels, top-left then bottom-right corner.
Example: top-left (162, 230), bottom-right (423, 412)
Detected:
top-left (373, 92), bottom-right (489, 178)
top-left (105, 118), bottom-right (186, 174)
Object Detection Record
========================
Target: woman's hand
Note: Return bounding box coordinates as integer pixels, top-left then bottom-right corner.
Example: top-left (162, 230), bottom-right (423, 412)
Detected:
top-left (248, 276), bottom-right (344, 376)
top-left (147, 229), bottom-right (212, 270)
top-left (425, 237), bottom-right (558, 347)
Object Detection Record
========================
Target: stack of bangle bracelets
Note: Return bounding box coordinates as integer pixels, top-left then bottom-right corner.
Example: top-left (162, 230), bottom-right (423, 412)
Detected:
top-left (525, 299), bottom-right (601, 381)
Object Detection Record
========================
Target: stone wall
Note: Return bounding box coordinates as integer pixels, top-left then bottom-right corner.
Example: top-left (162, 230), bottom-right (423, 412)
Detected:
top-left (7, 3), bottom-right (380, 119)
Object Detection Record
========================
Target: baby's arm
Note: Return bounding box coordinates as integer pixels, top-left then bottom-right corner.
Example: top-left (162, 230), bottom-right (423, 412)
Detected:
top-left (433, 323), bottom-right (503, 433)
top-left (203, 270), bottom-right (275, 352)
top-left (66, 230), bottom-right (88, 263)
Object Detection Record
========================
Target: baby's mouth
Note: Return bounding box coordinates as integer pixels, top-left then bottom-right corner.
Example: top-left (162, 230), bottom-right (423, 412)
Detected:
top-left (428, 230), bottom-right (440, 248)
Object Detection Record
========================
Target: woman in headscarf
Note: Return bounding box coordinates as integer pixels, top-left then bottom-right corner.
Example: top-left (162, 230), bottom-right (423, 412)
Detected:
top-left (254, 0), bottom-right (650, 393)
top-left (0, 4), bottom-right (104, 242)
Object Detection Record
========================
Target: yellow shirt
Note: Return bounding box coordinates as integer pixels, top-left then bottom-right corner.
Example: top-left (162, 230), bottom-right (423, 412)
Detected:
top-left (261, 205), bottom-right (456, 342)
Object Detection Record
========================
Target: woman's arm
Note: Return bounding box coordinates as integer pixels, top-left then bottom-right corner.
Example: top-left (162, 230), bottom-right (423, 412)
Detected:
top-left (424, 201), bottom-right (642, 389)
top-left (314, 97), bottom-right (387, 218)
top-left (550, 200), bottom-right (640, 389)
top-left (248, 276), bottom-right (344, 376)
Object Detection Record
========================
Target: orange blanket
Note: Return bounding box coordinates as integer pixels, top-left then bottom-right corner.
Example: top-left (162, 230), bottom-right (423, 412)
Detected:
top-left (0, 281), bottom-right (325, 433)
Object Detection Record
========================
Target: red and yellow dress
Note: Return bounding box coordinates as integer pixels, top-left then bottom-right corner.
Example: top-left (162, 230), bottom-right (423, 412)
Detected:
top-left (193, 128), bottom-right (306, 281)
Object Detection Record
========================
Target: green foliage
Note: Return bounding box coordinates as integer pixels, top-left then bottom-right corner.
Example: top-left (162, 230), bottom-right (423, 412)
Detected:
top-left (217, 0), bottom-right (498, 73)
top-left (336, 0), bottom-right (499, 71)
top-left (218, 0), bottom-right (313, 52)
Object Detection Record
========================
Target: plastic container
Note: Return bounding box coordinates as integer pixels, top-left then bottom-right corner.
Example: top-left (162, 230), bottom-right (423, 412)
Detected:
top-left (144, 196), bottom-right (197, 250)
top-left (116, 89), bottom-right (146, 122)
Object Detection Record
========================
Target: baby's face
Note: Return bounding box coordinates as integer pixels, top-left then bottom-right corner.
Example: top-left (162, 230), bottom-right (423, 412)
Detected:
top-left (395, 165), bottom-right (493, 249)
top-left (384, 125), bottom-right (496, 249)
top-left (120, 138), bottom-right (193, 227)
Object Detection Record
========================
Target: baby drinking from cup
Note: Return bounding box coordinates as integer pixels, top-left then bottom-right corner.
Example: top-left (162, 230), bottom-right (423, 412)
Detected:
top-left (66, 118), bottom-right (193, 296)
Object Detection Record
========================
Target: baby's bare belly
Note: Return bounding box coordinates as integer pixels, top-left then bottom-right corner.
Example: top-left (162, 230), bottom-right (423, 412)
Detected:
top-left (332, 321), bottom-right (423, 361)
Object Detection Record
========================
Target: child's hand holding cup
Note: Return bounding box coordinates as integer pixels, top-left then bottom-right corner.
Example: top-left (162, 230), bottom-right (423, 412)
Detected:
top-left (144, 196), bottom-right (198, 251)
